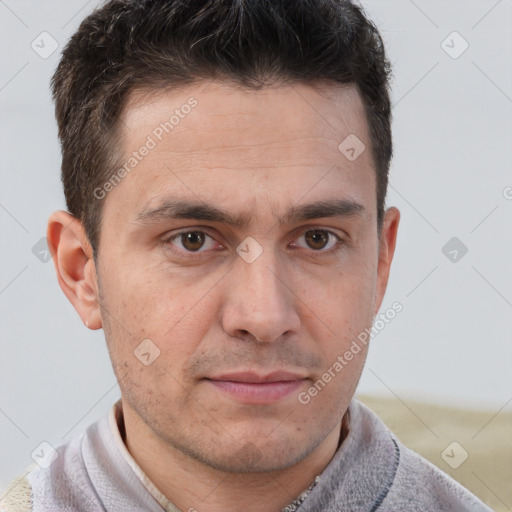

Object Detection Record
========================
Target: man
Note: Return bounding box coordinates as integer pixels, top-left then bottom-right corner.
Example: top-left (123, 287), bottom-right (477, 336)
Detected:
top-left (0, 0), bottom-right (493, 511)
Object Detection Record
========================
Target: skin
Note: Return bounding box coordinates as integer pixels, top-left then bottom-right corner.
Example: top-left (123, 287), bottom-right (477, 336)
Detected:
top-left (48, 80), bottom-right (400, 512)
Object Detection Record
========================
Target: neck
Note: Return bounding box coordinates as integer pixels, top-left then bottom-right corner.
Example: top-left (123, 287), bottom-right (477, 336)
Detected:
top-left (120, 404), bottom-right (349, 512)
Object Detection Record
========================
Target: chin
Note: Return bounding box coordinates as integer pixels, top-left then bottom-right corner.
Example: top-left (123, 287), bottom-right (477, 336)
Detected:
top-left (202, 448), bottom-right (304, 474)
top-left (189, 433), bottom-right (316, 474)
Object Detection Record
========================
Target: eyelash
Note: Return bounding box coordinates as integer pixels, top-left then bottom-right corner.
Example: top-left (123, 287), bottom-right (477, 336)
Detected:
top-left (161, 227), bottom-right (345, 259)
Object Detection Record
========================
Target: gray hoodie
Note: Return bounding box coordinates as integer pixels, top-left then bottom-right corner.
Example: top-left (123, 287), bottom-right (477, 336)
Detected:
top-left (0, 399), bottom-right (494, 512)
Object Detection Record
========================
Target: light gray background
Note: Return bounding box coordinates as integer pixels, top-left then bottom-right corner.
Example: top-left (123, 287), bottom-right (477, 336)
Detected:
top-left (1, 0), bottom-right (511, 489)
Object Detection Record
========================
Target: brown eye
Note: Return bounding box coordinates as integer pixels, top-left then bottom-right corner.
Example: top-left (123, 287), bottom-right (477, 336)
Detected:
top-left (300, 229), bottom-right (341, 252)
top-left (304, 230), bottom-right (330, 250)
top-left (165, 230), bottom-right (219, 256)
top-left (180, 231), bottom-right (206, 251)
top-left (290, 229), bottom-right (343, 254)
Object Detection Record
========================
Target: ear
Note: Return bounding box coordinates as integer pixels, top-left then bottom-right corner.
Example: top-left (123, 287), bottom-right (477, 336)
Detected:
top-left (373, 206), bottom-right (400, 315)
top-left (46, 211), bottom-right (102, 330)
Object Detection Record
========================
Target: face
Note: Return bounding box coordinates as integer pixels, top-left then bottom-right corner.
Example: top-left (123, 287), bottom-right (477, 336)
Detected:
top-left (91, 80), bottom-right (398, 473)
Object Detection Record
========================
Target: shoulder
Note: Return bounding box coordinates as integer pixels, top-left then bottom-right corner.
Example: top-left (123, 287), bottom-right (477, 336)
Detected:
top-left (0, 412), bottom-right (109, 512)
top-left (347, 400), bottom-right (493, 511)
top-left (381, 436), bottom-right (493, 511)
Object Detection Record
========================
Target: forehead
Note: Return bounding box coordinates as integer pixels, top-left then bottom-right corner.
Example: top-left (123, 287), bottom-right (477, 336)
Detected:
top-left (120, 80), bottom-right (370, 151)
top-left (105, 80), bottom-right (375, 226)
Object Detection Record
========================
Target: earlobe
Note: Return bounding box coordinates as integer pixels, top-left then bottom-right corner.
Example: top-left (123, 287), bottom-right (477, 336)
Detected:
top-left (47, 211), bottom-right (102, 330)
top-left (373, 207), bottom-right (400, 315)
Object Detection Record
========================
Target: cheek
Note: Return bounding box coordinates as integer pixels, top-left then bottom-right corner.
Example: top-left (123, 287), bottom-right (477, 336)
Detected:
top-left (103, 261), bottom-right (197, 332)
top-left (310, 259), bottom-right (376, 335)
top-left (101, 269), bottom-right (217, 382)
top-left (298, 259), bottom-right (376, 386)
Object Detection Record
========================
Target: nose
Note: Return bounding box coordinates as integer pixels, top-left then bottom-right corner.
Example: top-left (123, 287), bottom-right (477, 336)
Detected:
top-left (221, 244), bottom-right (301, 344)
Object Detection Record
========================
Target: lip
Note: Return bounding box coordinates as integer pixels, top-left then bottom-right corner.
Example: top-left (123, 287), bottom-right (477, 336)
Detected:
top-left (208, 371), bottom-right (307, 383)
top-left (205, 371), bottom-right (308, 404)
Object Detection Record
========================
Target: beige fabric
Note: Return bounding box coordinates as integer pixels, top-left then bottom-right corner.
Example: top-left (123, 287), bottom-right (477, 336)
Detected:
top-left (0, 467), bottom-right (34, 512)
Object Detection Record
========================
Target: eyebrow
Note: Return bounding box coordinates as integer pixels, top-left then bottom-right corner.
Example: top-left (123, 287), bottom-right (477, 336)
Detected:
top-left (134, 197), bottom-right (365, 228)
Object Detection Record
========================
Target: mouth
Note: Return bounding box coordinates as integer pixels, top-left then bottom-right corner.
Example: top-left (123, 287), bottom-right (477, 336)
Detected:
top-left (204, 371), bottom-right (308, 404)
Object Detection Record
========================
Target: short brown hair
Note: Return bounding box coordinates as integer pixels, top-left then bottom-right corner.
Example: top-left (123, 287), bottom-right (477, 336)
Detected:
top-left (51, 0), bottom-right (393, 254)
